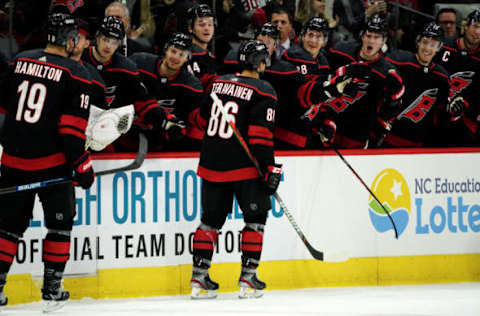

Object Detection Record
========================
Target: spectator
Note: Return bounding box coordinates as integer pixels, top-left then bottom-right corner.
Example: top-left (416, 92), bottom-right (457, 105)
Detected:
top-left (271, 7), bottom-right (294, 59)
top-left (295, 0), bottom-right (337, 30)
top-left (436, 8), bottom-right (459, 41)
top-left (105, 1), bottom-right (153, 56)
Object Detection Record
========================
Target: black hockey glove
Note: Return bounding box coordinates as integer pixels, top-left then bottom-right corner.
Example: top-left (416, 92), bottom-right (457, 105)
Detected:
top-left (448, 96), bottom-right (468, 118)
top-left (72, 151), bottom-right (95, 189)
top-left (369, 118), bottom-right (392, 148)
top-left (300, 103), bottom-right (328, 126)
top-left (315, 119), bottom-right (337, 144)
top-left (162, 113), bottom-right (187, 142)
top-left (143, 107), bottom-right (167, 131)
top-left (324, 62), bottom-right (371, 99)
top-left (379, 99), bottom-right (401, 122)
top-left (263, 164), bottom-right (283, 195)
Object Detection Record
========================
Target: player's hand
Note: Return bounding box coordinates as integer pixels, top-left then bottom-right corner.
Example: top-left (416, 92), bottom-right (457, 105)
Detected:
top-left (143, 107), bottom-right (167, 131)
top-left (316, 119), bottom-right (336, 144)
top-left (162, 113), bottom-right (187, 141)
top-left (448, 96), bottom-right (468, 117)
top-left (72, 151), bottom-right (95, 189)
top-left (263, 164), bottom-right (282, 195)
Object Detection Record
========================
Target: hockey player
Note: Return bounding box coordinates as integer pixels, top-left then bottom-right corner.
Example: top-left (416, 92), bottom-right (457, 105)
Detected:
top-left (130, 33), bottom-right (205, 151)
top-left (384, 22), bottom-right (453, 147)
top-left (191, 40), bottom-right (281, 299)
top-left (82, 16), bottom-right (183, 151)
top-left (223, 23), bottom-right (336, 149)
top-left (282, 17), bottom-right (330, 81)
top-left (305, 14), bottom-right (404, 148)
top-left (435, 8), bottom-right (480, 146)
top-left (185, 4), bottom-right (217, 89)
top-left (0, 13), bottom-right (94, 312)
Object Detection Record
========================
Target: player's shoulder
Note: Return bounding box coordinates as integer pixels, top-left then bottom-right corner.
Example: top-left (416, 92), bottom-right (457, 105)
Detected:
top-left (83, 62), bottom-right (105, 85)
top-left (224, 48), bottom-right (238, 63)
top-left (112, 52), bottom-right (139, 73)
top-left (175, 69), bottom-right (204, 92)
top-left (268, 58), bottom-right (299, 74)
top-left (284, 44), bottom-right (311, 61)
top-left (330, 41), bottom-right (359, 60)
top-left (130, 52), bottom-right (158, 69)
top-left (385, 49), bottom-right (414, 64)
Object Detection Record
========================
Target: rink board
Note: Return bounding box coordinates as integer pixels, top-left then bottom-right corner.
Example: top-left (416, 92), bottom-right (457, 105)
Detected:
top-left (3, 148), bottom-right (480, 304)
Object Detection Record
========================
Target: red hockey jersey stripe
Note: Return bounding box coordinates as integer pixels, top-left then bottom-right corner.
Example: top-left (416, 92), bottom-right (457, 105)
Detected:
top-left (0, 238), bottom-right (18, 256)
top-left (197, 166), bottom-right (259, 182)
top-left (1, 152), bottom-right (67, 170)
top-left (274, 127), bottom-right (307, 148)
top-left (248, 125), bottom-right (273, 139)
top-left (59, 114), bottom-right (87, 131)
top-left (58, 127), bottom-right (86, 140)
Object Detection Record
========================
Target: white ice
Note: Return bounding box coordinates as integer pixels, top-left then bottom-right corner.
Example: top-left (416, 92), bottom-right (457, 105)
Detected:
top-left (2, 282), bottom-right (479, 316)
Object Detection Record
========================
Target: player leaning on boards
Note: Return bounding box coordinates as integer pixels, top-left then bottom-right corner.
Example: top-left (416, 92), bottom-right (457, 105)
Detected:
top-left (0, 13), bottom-right (94, 312)
top-left (190, 40), bottom-right (282, 299)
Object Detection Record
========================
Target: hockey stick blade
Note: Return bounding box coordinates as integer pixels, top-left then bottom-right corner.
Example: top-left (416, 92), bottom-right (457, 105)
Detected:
top-left (210, 92), bottom-right (334, 261)
top-left (0, 133), bottom-right (148, 195)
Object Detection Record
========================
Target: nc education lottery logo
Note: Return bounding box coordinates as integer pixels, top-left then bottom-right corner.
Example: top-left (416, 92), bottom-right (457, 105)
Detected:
top-left (368, 168), bottom-right (411, 236)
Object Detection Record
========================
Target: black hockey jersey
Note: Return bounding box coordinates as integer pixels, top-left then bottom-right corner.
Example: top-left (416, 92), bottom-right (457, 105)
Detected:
top-left (198, 73), bottom-right (277, 182)
top-left (385, 50), bottom-right (450, 147)
top-left (131, 52), bottom-right (206, 150)
top-left (186, 43), bottom-right (217, 89)
top-left (435, 37), bottom-right (480, 144)
top-left (223, 48), bottom-right (321, 148)
top-left (0, 49), bottom-right (91, 180)
top-left (327, 41), bottom-right (401, 148)
top-left (282, 44), bottom-right (330, 81)
top-left (82, 46), bottom-right (157, 117)
top-left (83, 61), bottom-right (107, 108)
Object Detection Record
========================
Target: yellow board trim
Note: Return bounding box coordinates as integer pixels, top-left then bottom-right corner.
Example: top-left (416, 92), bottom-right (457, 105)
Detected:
top-left (6, 254), bottom-right (480, 305)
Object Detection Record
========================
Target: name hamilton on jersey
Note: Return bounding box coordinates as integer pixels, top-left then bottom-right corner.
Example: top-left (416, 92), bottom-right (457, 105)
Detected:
top-left (211, 82), bottom-right (253, 101)
top-left (14, 60), bottom-right (63, 82)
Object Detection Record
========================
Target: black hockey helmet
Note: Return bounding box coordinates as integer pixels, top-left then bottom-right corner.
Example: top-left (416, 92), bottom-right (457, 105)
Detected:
top-left (301, 17), bottom-right (329, 36)
top-left (97, 16), bottom-right (125, 40)
top-left (362, 14), bottom-right (387, 37)
top-left (187, 4), bottom-right (216, 29)
top-left (416, 22), bottom-right (444, 43)
top-left (47, 12), bottom-right (79, 47)
top-left (238, 40), bottom-right (270, 70)
top-left (466, 8), bottom-right (480, 25)
top-left (164, 32), bottom-right (193, 52)
top-left (255, 22), bottom-right (280, 41)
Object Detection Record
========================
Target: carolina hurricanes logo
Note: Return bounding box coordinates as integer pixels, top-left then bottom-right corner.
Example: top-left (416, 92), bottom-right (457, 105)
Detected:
top-left (66, 0), bottom-right (84, 13)
top-left (449, 71), bottom-right (475, 99)
top-left (397, 88), bottom-right (438, 123)
top-left (326, 90), bottom-right (367, 113)
top-left (106, 86), bottom-right (117, 107)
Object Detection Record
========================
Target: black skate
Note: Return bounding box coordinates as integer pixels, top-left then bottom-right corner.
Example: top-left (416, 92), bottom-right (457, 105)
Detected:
top-left (41, 269), bottom-right (70, 313)
top-left (190, 268), bottom-right (219, 299)
top-left (238, 268), bottom-right (266, 299)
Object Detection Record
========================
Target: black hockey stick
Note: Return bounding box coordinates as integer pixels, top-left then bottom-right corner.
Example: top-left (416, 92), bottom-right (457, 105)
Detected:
top-left (327, 142), bottom-right (399, 239)
top-left (210, 92), bottom-right (326, 261)
top-left (0, 132), bottom-right (148, 195)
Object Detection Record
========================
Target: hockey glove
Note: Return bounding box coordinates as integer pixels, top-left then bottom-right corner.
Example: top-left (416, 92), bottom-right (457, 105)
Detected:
top-left (315, 119), bottom-right (337, 144)
top-left (162, 113), bottom-right (187, 142)
top-left (300, 103), bottom-right (330, 126)
top-left (143, 107), bottom-right (167, 131)
top-left (263, 164), bottom-right (282, 195)
top-left (324, 63), bottom-right (371, 99)
top-left (369, 118), bottom-right (392, 148)
top-left (448, 96), bottom-right (468, 118)
top-left (72, 151), bottom-right (95, 189)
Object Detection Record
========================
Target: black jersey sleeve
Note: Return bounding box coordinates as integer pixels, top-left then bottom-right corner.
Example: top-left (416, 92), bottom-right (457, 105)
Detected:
top-left (58, 63), bottom-right (92, 164)
top-left (248, 83), bottom-right (277, 172)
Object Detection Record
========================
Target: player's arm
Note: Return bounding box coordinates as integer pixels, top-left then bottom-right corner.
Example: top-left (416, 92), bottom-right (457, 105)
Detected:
top-left (248, 93), bottom-right (281, 195)
top-left (58, 71), bottom-right (94, 189)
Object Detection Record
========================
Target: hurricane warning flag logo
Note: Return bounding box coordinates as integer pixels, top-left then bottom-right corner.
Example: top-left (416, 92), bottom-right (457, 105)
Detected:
top-left (368, 168), bottom-right (411, 236)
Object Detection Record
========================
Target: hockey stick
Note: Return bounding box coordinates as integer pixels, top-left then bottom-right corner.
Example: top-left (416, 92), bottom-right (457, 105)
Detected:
top-left (325, 140), bottom-right (399, 239)
top-left (210, 92), bottom-right (329, 261)
top-left (0, 132), bottom-right (148, 195)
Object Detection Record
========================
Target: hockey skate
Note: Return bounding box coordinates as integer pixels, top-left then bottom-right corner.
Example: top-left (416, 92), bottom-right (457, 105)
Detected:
top-left (41, 269), bottom-right (70, 313)
top-left (238, 268), bottom-right (266, 299)
top-left (190, 268), bottom-right (218, 299)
